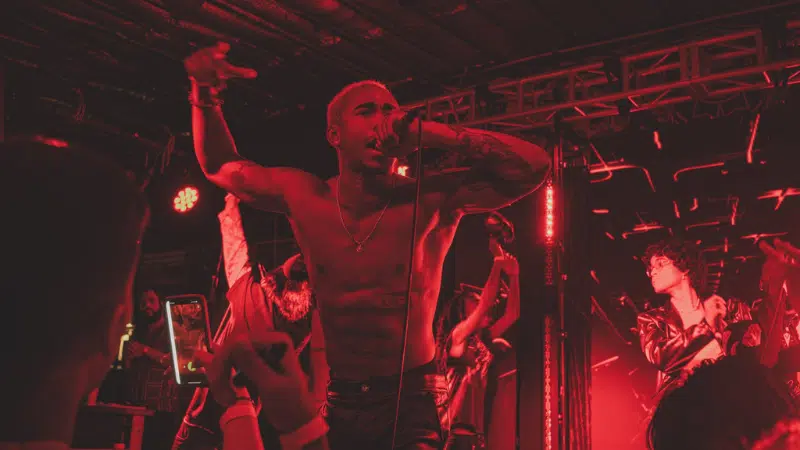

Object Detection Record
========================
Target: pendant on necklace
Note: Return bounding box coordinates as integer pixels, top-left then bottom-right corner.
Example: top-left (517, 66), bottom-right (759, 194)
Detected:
top-left (356, 243), bottom-right (364, 252)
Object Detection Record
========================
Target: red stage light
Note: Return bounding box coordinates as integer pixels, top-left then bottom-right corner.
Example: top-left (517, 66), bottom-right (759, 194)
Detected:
top-left (653, 130), bottom-right (662, 150)
top-left (544, 180), bottom-right (556, 288)
top-left (32, 135), bottom-right (69, 148)
top-left (545, 181), bottom-right (555, 241)
top-left (544, 315), bottom-right (554, 450)
top-left (173, 186), bottom-right (199, 213)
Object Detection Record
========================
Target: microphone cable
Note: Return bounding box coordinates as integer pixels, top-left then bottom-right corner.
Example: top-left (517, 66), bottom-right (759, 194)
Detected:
top-left (390, 109), bottom-right (425, 449)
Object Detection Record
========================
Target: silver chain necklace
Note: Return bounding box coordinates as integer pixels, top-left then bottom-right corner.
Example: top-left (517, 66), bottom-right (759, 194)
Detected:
top-left (336, 177), bottom-right (391, 252)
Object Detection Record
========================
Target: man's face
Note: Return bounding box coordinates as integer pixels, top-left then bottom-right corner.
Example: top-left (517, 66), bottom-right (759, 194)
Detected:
top-left (648, 255), bottom-right (686, 294)
top-left (139, 289), bottom-right (161, 318)
top-left (328, 85), bottom-right (400, 172)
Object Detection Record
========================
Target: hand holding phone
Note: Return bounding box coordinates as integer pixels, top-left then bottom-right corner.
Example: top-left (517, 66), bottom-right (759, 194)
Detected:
top-left (165, 295), bottom-right (212, 386)
top-left (233, 342), bottom-right (288, 387)
top-left (204, 332), bottom-right (316, 433)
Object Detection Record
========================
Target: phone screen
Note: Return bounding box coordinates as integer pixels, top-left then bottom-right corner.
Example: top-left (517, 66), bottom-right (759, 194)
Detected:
top-left (165, 295), bottom-right (211, 385)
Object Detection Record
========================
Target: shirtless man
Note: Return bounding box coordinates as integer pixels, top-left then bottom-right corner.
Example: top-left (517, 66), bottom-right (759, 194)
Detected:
top-left (184, 42), bottom-right (550, 449)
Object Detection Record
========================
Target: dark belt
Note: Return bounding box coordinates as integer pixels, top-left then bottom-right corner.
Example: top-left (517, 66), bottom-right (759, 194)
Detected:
top-left (328, 364), bottom-right (447, 395)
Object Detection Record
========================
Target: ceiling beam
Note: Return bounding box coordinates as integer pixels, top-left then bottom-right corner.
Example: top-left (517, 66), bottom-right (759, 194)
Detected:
top-left (402, 21), bottom-right (800, 133)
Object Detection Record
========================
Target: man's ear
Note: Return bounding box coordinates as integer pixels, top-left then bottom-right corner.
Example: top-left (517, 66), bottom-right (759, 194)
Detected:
top-left (326, 125), bottom-right (340, 148)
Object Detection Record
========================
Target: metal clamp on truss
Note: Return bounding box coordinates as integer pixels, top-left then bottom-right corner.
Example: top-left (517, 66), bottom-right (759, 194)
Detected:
top-left (403, 21), bottom-right (800, 133)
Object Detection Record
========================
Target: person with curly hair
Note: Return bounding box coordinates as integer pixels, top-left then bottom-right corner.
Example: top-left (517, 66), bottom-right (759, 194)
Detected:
top-left (636, 238), bottom-right (753, 394)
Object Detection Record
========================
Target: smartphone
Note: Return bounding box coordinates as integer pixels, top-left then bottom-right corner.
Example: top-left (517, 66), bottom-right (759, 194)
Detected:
top-left (165, 295), bottom-right (212, 386)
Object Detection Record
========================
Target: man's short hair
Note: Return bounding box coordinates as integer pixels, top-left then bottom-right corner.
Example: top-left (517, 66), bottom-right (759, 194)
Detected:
top-left (643, 238), bottom-right (708, 294)
top-left (326, 80), bottom-right (388, 127)
top-left (136, 286), bottom-right (161, 301)
top-left (0, 139), bottom-right (149, 366)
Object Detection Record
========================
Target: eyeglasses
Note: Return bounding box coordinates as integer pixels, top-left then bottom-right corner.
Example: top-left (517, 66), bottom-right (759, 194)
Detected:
top-left (646, 259), bottom-right (674, 278)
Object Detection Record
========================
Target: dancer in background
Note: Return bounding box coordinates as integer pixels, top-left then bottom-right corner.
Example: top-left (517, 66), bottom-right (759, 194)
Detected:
top-left (438, 212), bottom-right (520, 449)
top-left (173, 194), bottom-right (326, 450)
top-left (637, 238), bottom-right (747, 395)
top-left (754, 238), bottom-right (800, 399)
top-left (642, 239), bottom-right (800, 450)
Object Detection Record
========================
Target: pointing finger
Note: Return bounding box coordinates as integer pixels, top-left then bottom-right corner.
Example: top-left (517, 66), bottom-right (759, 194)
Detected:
top-left (221, 61), bottom-right (258, 79)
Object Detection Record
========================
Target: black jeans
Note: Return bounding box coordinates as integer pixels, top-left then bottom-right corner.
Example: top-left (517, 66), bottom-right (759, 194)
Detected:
top-left (324, 361), bottom-right (449, 450)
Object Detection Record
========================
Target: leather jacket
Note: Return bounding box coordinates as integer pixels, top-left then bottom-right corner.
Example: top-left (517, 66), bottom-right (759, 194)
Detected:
top-left (638, 299), bottom-right (759, 393)
top-left (637, 304), bottom-right (719, 392)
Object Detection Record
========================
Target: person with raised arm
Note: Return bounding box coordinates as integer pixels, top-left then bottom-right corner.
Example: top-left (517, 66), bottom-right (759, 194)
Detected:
top-left (184, 42), bottom-right (550, 449)
top-left (438, 212), bottom-right (520, 449)
top-left (173, 193), bottom-right (326, 450)
top-left (198, 331), bottom-right (329, 450)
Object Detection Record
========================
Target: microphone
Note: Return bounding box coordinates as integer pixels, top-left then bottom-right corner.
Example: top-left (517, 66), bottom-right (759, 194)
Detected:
top-left (393, 109), bottom-right (423, 138)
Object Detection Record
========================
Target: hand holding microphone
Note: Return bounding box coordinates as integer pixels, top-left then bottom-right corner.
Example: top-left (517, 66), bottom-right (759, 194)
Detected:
top-left (375, 109), bottom-right (423, 156)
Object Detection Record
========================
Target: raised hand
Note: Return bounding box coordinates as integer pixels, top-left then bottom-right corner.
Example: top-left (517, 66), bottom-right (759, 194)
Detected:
top-left (760, 238), bottom-right (800, 310)
top-left (202, 331), bottom-right (316, 434)
top-left (184, 42), bottom-right (257, 89)
top-left (774, 239), bottom-right (800, 262)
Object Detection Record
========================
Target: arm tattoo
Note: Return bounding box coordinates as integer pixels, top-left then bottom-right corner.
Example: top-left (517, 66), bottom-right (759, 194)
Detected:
top-left (448, 126), bottom-right (539, 196)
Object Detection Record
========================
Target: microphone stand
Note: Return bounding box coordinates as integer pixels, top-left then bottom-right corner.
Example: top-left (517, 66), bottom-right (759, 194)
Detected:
top-left (209, 249), bottom-right (223, 302)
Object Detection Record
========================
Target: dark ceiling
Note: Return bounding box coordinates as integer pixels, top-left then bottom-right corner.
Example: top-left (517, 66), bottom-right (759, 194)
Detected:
top-left (5, 0), bottom-right (798, 139)
top-left (588, 95), bottom-right (800, 314)
top-left (2, 1), bottom-right (799, 301)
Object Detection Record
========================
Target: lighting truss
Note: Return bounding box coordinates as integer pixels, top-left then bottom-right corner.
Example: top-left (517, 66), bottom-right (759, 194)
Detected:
top-left (403, 21), bottom-right (800, 133)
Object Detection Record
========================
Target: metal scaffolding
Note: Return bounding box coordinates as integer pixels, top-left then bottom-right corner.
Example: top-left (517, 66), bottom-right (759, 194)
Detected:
top-left (402, 19), bottom-right (800, 450)
top-left (403, 21), bottom-right (800, 133)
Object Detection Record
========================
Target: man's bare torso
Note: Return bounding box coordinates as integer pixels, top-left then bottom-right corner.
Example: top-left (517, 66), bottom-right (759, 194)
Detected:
top-left (284, 176), bottom-right (460, 379)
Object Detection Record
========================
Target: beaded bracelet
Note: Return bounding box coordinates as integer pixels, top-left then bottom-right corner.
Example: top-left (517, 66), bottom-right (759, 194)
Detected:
top-left (189, 83), bottom-right (223, 108)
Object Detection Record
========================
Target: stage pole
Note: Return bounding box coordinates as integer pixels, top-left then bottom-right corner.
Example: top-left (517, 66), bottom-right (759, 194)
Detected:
top-left (561, 142), bottom-right (593, 450)
top-left (1, 63), bottom-right (5, 142)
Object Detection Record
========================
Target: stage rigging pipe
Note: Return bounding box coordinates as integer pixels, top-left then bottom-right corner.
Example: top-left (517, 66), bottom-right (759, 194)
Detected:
top-left (0, 63), bottom-right (5, 143)
top-left (555, 136), bottom-right (568, 450)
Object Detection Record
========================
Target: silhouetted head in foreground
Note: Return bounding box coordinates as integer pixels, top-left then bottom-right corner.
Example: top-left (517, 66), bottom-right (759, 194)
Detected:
top-left (0, 139), bottom-right (148, 443)
top-left (647, 356), bottom-right (797, 450)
